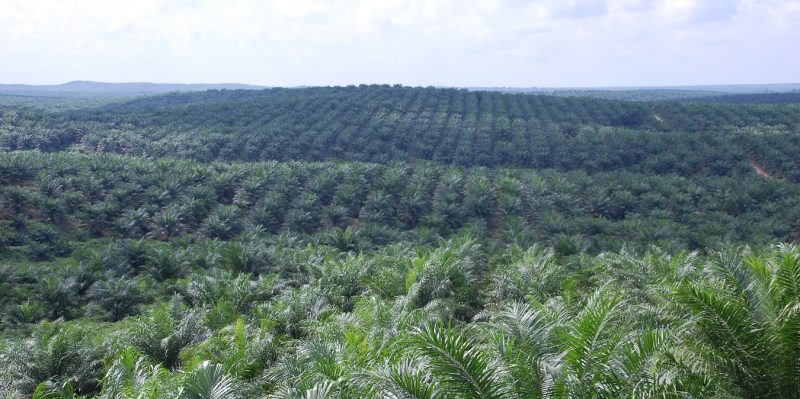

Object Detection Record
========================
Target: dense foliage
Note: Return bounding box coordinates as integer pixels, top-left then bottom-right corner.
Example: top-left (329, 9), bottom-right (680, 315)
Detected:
top-left (2, 86), bottom-right (799, 398)
top-left (1, 151), bottom-right (797, 256)
top-left (2, 86), bottom-right (799, 180)
top-left (2, 237), bottom-right (800, 398)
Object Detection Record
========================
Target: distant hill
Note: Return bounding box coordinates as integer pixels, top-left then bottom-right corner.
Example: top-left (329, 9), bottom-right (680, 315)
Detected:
top-left (549, 89), bottom-right (724, 101)
top-left (3, 81), bottom-right (798, 100)
top-left (545, 90), bottom-right (800, 103)
top-left (0, 80), bottom-right (266, 97)
top-left (470, 83), bottom-right (800, 101)
top-left (474, 83), bottom-right (800, 93)
top-left (679, 92), bottom-right (800, 104)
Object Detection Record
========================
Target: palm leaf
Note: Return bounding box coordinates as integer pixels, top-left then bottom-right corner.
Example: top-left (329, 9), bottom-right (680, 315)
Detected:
top-left (562, 289), bottom-right (623, 376)
top-left (351, 358), bottom-right (437, 399)
top-left (304, 381), bottom-right (335, 399)
top-left (559, 288), bottom-right (624, 397)
top-left (180, 361), bottom-right (235, 399)
top-left (673, 282), bottom-right (769, 394)
top-left (485, 301), bottom-right (560, 399)
top-left (410, 322), bottom-right (509, 399)
top-left (773, 244), bottom-right (800, 304)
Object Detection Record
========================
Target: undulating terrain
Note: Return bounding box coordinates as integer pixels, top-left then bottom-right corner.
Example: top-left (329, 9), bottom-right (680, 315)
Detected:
top-left (1, 85), bottom-right (799, 398)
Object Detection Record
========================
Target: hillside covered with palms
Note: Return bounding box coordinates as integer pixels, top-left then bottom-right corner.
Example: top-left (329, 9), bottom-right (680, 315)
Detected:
top-left (1, 86), bottom-right (800, 398)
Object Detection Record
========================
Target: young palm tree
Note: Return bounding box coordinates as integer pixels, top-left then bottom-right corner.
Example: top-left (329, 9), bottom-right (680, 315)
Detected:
top-left (126, 295), bottom-right (209, 370)
top-left (99, 348), bottom-right (180, 399)
top-left (398, 237), bottom-right (485, 321)
top-left (186, 318), bottom-right (279, 380)
top-left (480, 301), bottom-right (561, 399)
top-left (0, 320), bottom-right (102, 395)
top-left (36, 275), bottom-right (81, 320)
top-left (87, 276), bottom-right (145, 321)
top-left (322, 226), bottom-right (364, 253)
top-left (186, 270), bottom-right (274, 314)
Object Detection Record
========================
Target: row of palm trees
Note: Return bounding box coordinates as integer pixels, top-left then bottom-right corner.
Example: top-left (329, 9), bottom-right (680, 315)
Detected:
top-left (2, 151), bottom-right (798, 257)
top-left (2, 85), bottom-right (799, 177)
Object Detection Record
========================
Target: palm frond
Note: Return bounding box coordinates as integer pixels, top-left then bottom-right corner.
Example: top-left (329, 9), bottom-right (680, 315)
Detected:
top-left (410, 321), bottom-right (510, 399)
top-left (351, 358), bottom-right (437, 399)
top-left (559, 288), bottom-right (624, 397)
top-left (179, 361), bottom-right (236, 399)
top-left (673, 281), bottom-right (769, 394)
top-left (304, 380), bottom-right (336, 399)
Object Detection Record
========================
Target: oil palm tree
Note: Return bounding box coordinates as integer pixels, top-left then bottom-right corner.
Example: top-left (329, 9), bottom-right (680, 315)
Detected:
top-left (180, 361), bottom-right (237, 399)
top-left (98, 348), bottom-right (180, 399)
top-left (0, 320), bottom-right (102, 395)
top-left (673, 245), bottom-right (800, 398)
top-left (407, 321), bottom-right (512, 399)
top-left (87, 276), bottom-right (145, 321)
top-left (126, 295), bottom-right (209, 370)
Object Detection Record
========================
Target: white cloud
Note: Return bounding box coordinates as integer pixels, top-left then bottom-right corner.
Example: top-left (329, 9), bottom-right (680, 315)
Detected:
top-left (0, 0), bottom-right (797, 86)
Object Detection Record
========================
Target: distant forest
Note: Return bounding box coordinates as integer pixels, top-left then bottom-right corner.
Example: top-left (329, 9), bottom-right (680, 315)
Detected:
top-left (2, 86), bottom-right (799, 180)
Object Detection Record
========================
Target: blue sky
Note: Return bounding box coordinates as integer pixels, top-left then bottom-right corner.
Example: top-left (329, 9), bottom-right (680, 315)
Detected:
top-left (0, 0), bottom-right (798, 87)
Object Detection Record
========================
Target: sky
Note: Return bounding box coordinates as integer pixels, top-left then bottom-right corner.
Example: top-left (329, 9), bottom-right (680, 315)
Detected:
top-left (0, 0), bottom-right (798, 87)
